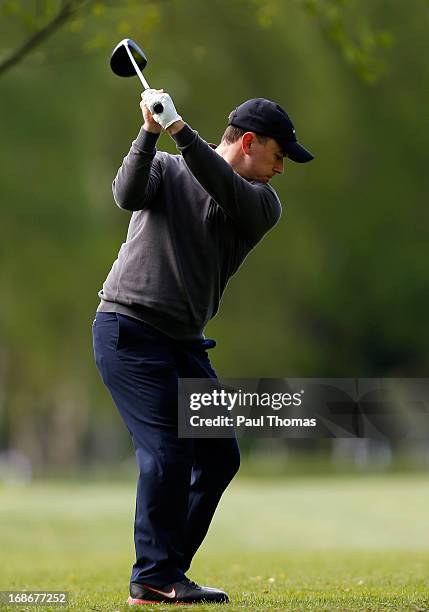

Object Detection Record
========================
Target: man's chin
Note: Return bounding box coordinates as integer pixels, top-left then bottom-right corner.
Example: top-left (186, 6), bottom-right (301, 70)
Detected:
top-left (252, 176), bottom-right (271, 184)
top-left (237, 171), bottom-right (271, 183)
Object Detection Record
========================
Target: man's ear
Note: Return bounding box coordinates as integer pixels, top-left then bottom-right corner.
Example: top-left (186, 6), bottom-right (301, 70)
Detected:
top-left (241, 132), bottom-right (255, 155)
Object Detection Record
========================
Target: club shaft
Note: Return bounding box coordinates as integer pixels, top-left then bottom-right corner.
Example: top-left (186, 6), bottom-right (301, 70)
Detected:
top-left (125, 44), bottom-right (150, 90)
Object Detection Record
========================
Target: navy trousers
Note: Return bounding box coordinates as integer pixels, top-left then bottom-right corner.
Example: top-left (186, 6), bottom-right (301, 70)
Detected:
top-left (92, 312), bottom-right (240, 586)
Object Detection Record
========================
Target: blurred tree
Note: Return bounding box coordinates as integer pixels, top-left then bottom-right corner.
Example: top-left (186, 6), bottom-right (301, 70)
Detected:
top-left (0, 0), bottom-right (397, 83)
top-left (0, 0), bottom-right (90, 75)
top-left (0, 0), bottom-right (427, 471)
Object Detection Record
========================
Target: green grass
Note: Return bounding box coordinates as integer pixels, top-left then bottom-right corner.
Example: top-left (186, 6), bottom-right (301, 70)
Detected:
top-left (0, 475), bottom-right (428, 611)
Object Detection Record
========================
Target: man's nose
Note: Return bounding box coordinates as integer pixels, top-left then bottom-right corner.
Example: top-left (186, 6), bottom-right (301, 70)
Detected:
top-left (274, 159), bottom-right (284, 174)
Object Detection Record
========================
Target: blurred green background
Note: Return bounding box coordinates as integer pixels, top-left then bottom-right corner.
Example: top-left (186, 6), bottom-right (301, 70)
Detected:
top-left (0, 1), bottom-right (428, 609)
top-left (0, 0), bottom-right (428, 476)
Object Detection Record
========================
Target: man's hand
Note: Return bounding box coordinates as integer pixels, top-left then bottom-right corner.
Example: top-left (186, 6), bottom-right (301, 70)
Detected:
top-left (141, 89), bottom-right (182, 130)
top-left (140, 89), bottom-right (162, 134)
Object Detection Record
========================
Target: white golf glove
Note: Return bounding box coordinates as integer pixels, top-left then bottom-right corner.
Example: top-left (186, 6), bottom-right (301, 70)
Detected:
top-left (142, 89), bottom-right (182, 130)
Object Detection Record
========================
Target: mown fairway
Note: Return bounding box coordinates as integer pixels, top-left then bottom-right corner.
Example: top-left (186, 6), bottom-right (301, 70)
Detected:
top-left (0, 475), bottom-right (428, 611)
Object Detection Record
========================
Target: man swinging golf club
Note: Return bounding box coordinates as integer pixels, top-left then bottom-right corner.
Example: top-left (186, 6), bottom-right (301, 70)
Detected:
top-left (92, 86), bottom-right (313, 605)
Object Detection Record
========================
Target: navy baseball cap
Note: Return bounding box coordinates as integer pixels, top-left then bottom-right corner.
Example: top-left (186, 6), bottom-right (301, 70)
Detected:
top-left (228, 98), bottom-right (314, 163)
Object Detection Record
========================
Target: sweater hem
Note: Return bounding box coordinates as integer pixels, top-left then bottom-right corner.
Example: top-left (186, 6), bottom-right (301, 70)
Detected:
top-left (96, 299), bottom-right (204, 341)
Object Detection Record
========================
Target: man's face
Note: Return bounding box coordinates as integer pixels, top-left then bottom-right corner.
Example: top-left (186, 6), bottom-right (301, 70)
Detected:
top-left (241, 134), bottom-right (285, 183)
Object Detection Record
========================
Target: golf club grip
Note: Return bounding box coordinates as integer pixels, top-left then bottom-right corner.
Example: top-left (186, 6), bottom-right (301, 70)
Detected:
top-left (153, 102), bottom-right (163, 114)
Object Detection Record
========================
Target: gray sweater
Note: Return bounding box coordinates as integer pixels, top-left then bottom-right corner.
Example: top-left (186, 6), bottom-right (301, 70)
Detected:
top-left (97, 124), bottom-right (282, 340)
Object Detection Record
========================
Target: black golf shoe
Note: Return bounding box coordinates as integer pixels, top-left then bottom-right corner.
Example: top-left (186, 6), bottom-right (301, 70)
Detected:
top-left (128, 577), bottom-right (229, 605)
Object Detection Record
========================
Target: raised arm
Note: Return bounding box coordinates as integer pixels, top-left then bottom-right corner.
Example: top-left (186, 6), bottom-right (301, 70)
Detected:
top-left (141, 89), bottom-right (282, 244)
top-left (112, 128), bottom-right (163, 212)
top-left (169, 123), bottom-right (282, 245)
top-left (112, 97), bottom-right (166, 211)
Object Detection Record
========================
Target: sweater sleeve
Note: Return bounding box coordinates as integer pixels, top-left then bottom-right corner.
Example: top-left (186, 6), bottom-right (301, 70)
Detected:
top-left (112, 127), bottom-right (162, 211)
top-left (172, 124), bottom-right (282, 245)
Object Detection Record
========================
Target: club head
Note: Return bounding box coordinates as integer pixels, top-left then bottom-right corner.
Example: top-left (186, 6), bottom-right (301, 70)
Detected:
top-left (110, 38), bottom-right (148, 77)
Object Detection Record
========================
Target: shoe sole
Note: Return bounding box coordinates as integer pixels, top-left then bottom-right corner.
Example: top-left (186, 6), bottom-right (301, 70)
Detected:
top-left (128, 596), bottom-right (193, 606)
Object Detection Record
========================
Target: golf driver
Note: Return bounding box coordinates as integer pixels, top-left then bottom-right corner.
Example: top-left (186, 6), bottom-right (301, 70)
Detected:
top-left (110, 38), bottom-right (163, 113)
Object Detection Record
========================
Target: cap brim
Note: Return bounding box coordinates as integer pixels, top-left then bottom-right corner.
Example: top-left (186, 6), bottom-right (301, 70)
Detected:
top-left (284, 141), bottom-right (314, 163)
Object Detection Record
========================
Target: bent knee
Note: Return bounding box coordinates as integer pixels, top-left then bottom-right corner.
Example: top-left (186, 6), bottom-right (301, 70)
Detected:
top-left (209, 441), bottom-right (240, 486)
